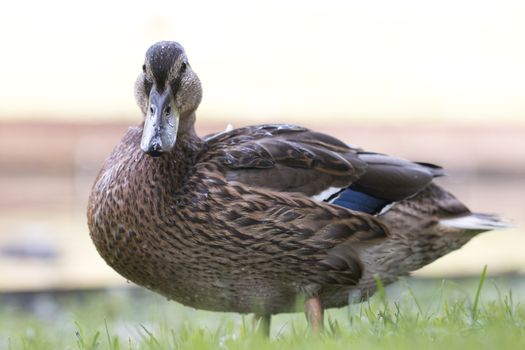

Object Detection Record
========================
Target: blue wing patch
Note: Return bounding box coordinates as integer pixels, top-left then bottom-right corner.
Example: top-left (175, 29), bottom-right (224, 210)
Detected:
top-left (329, 187), bottom-right (391, 214)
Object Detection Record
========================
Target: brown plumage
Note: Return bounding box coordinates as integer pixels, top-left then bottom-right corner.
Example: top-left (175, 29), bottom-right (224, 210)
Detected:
top-left (88, 41), bottom-right (508, 333)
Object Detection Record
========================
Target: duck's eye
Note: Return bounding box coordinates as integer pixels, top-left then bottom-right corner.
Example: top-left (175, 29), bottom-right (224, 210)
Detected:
top-left (142, 64), bottom-right (146, 73)
top-left (165, 105), bottom-right (171, 115)
top-left (180, 62), bottom-right (187, 72)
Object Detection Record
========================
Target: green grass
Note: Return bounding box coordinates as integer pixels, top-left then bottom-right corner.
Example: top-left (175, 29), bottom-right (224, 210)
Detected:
top-left (2, 272), bottom-right (525, 350)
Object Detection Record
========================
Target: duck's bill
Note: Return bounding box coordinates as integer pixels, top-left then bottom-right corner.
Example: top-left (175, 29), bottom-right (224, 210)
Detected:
top-left (140, 87), bottom-right (179, 157)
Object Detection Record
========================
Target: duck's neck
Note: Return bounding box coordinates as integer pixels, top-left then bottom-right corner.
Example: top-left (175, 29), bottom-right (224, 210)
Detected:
top-left (178, 112), bottom-right (198, 140)
top-left (139, 112), bottom-right (203, 191)
top-left (174, 112), bottom-right (203, 156)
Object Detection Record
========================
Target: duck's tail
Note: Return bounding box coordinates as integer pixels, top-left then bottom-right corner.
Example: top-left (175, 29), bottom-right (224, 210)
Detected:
top-left (373, 183), bottom-right (512, 276)
top-left (440, 213), bottom-right (512, 232)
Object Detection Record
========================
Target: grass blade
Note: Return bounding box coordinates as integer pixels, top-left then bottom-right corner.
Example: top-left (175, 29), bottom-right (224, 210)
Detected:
top-left (472, 265), bottom-right (488, 321)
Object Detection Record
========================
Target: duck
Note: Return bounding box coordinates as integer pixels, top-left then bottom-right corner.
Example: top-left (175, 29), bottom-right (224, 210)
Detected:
top-left (87, 41), bottom-right (509, 335)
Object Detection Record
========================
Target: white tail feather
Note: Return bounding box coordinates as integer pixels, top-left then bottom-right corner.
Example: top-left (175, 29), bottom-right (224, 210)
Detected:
top-left (440, 213), bottom-right (512, 230)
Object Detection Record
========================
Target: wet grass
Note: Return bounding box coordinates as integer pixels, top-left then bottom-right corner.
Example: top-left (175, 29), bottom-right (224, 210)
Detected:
top-left (2, 271), bottom-right (525, 350)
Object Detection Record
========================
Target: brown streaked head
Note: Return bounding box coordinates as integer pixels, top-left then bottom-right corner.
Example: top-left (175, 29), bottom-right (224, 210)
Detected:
top-left (134, 41), bottom-right (202, 157)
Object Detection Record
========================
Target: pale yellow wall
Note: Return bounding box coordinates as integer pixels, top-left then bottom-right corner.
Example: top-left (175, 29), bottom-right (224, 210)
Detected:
top-left (1, 0), bottom-right (524, 123)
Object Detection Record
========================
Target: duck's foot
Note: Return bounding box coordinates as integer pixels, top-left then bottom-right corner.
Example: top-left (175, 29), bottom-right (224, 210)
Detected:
top-left (305, 296), bottom-right (324, 334)
top-left (253, 314), bottom-right (271, 337)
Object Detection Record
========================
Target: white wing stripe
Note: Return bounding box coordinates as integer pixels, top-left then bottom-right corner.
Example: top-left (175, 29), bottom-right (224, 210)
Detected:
top-left (311, 186), bottom-right (344, 202)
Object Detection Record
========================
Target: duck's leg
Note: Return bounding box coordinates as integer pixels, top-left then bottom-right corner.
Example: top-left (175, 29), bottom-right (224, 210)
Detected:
top-left (253, 314), bottom-right (271, 337)
top-left (305, 296), bottom-right (324, 333)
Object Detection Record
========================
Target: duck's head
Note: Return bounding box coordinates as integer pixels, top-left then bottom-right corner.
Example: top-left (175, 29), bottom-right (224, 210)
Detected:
top-left (134, 41), bottom-right (202, 157)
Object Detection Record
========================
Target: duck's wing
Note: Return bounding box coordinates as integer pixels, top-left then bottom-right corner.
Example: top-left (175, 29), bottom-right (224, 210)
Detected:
top-left (202, 124), bottom-right (405, 290)
top-left (204, 124), bottom-right (443, 205)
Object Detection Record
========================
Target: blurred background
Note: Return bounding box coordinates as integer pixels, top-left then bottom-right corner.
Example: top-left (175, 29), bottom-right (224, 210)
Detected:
top-left (0, 0), bottom-right (524, 293)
